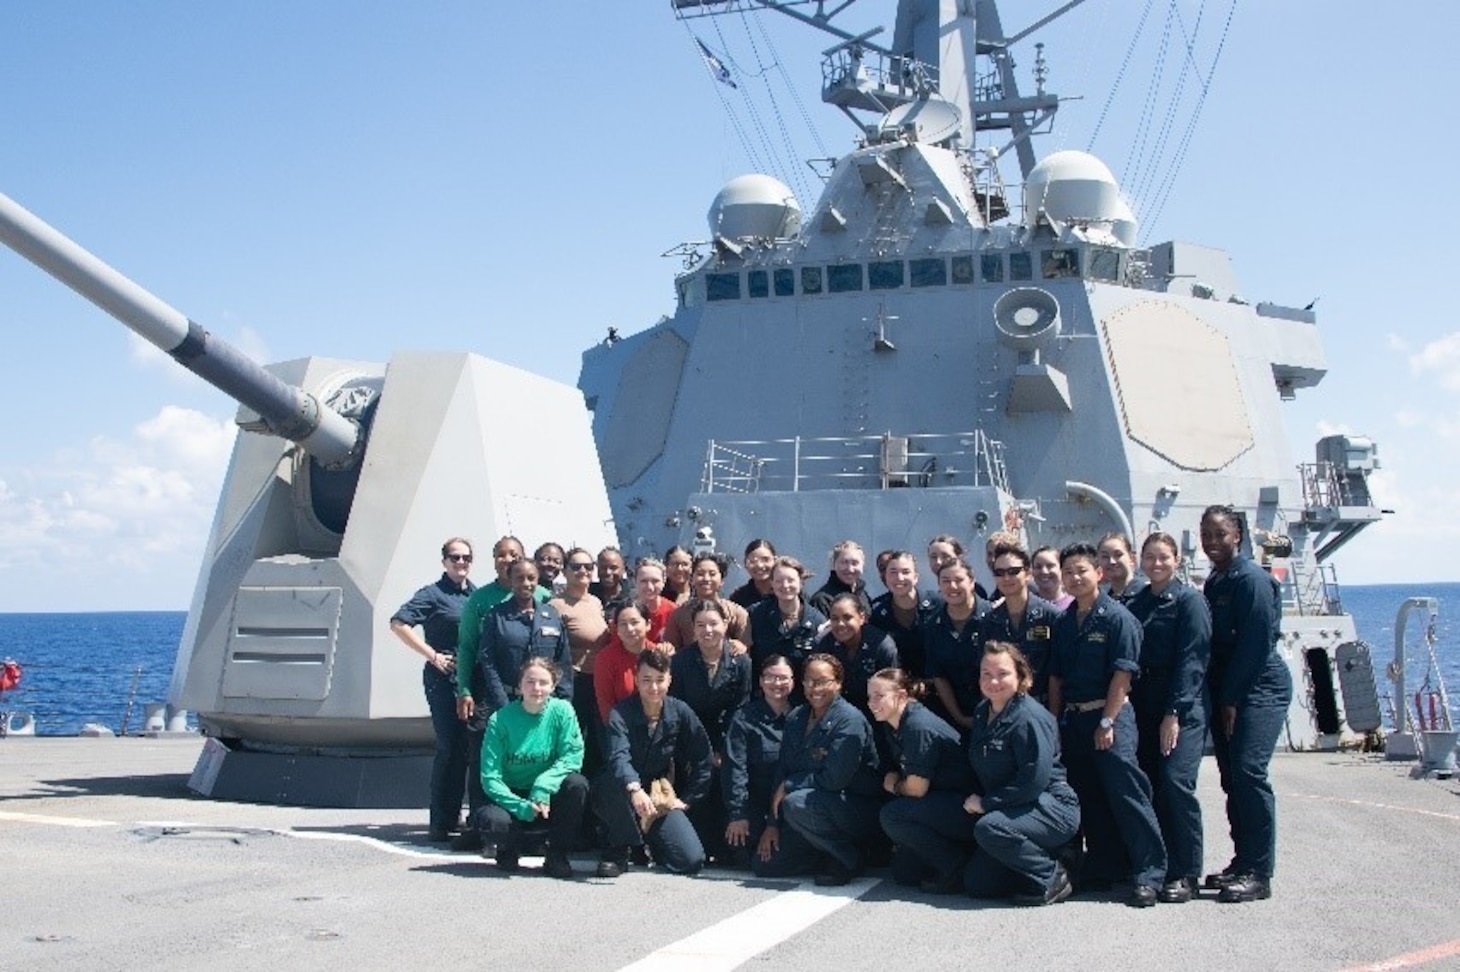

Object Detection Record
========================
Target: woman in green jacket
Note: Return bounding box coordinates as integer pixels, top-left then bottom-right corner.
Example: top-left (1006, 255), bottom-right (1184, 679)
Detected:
top-left (479, 658), bottom-right (587, 879)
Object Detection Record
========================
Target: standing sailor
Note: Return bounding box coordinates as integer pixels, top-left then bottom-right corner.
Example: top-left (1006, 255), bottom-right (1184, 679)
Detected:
top-left (1047, 542), bottom-right (1166, 907)
top-left (1126, 532), bottom-right (1212, 903)
top-left (1199, 505), bottom-right (1292, 903)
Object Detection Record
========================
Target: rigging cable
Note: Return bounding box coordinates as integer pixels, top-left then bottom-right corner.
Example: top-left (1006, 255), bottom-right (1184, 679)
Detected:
top-left (680, 22), bottom-right (771, 180)
top-left (1053, 0), bottom-right (1116, 152)
top-left (711, 15), bottom-right (790, 193)
top-left (1120, 0), bottom-right (1176, 208)
top-left (736, 4), bottom-right (814, 206)
top-left (751, 9), bottom-right (832, 166)
top-left (1131, 0), bottom-right (1202, 207)
top-left (1141, 0), bottom-right (1237, 239)
top-left (1086, 0), bottom-right (1158, 150)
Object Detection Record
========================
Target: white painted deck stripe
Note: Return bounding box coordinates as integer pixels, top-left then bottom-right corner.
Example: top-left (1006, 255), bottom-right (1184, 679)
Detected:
top-left (4, 811), bottom-right (472, 861)
top-left (1287, 792), bottom-right (1460, 824)
top-left (1340, 937), bottom-right (1460, 971)
top-left (0, 809), bottom-right (117, 828)
top-left (135, 819), bottom-right (463, 860)
top-left (285, 827), bottom-right (486, 860)
top-left (618, 878), bottom-right (877, 972)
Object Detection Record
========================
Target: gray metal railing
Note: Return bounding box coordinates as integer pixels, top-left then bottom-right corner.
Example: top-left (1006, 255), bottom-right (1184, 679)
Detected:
top-left (701, 430), bottom-right (1009, 494)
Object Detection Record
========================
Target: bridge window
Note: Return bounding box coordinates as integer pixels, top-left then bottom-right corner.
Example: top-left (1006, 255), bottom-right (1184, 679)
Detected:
top-left (1088, 248), bottom-right (1120, 283)
top-left (828, 263), bottom-right (864, 293)
top-left (910, 257), bottom-right (946, 287)
top-left (774, 268), bottom-right (795, 296)
top-left (801, 266), bottom-right (823, 295)
top-left (1041, 248), bottom-right (1081, 279)
top-left (1009, 251), bottom-right (1033, 281)
top-left (706, 272), bottom-right (741, 301)
top-left (869, 260), bottom-right (905, 290)
top-left (980, 253), bottom-right (1004, 283)
top-left (951, 254), bottom-right (975, 284)
top-left (748, 270), bottom-right (769, 298)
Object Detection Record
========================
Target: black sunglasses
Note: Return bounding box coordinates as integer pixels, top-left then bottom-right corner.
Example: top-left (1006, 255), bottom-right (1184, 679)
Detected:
top-left (446, 554), bottom-right (473, 563)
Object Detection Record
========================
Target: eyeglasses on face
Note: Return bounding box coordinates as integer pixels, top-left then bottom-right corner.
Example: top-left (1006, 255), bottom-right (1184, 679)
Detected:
top-left (567, 562), bottom-right (595, 571)
top-left (446, 554), bottom-right (473, 563)
top-left (805, 677), bottom-right (839, 689)
top-left (991, 566), bottom-right (1024, 578)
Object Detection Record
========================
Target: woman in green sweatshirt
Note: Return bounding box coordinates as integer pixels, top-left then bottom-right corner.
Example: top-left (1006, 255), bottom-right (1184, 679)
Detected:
top-left (479, 658), bottom-right (587, 879)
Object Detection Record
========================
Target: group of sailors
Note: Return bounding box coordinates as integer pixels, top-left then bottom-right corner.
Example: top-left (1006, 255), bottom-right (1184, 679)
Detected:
top-left (388, 504), bottom-right (1290, 905)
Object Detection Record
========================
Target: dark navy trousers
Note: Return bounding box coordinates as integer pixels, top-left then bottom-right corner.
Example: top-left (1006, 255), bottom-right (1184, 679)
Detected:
top-left (1060, 705), bottom-right (1167, 888)
top-left (590, 772), bottom-right (705, 874)
top-left (879, 791), bottom-right (975, 883)
top-left (777, 788), bottom-right (881, 872)
top-left (475, 773), bottom-right (589, 857)
top-left (423, 663), bottom-right (469, 834)
top-left (964, 790), bottom-right (1080, 898)
top-left (1211, 701), bottom-right (1286, 878)
top-left (463, 718), bottom-right (489, 826)
top-left (1133, 676), bottom-right (1209, 882)
top-left (572, 671), bottom-right (604, 779)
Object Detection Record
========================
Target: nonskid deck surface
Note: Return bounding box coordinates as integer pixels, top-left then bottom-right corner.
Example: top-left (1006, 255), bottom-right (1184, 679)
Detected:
top-left (2, 738), bottom-right (1457, 972)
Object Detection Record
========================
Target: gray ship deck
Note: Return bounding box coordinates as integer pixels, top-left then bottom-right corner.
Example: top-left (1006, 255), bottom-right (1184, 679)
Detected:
top-left (3, 737), bottom-right (1458, 971)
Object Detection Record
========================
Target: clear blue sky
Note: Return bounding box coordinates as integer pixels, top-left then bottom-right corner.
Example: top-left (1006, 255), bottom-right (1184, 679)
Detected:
top-left (2, 1), bottom-right (1456, 611)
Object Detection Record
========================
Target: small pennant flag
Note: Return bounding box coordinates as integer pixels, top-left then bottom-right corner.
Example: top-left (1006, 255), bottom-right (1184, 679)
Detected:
top-left (696, 38), bottom-right (738, 88)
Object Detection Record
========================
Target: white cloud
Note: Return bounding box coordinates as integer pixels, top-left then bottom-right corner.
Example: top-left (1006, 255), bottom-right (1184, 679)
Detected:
top-left (1386, 333), bottom-right (1410, 353)
top-left (1395, 409), bottom-right (1425, 430)
top-left (1363, 467), bottom-right (1403, 512)
top-left (1389, 406), bottom-right (1460, 441)
top-left (136, 405), bottom-right (238, 468)
top-left (1315, 419), bottom-right (1355, 438)
top-left (1409, 332), bottom-right (1460, 392)
top-left (0, 406), bottom-right (235, 608)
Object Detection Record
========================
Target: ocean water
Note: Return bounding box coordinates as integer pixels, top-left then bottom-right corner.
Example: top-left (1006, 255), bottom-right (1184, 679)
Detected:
top-left (1, 584), bottom-right (1456, 736)
top-left (0, 611), bottom-right (187, 736)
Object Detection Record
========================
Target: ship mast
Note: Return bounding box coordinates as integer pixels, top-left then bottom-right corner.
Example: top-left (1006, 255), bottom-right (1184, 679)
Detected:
top-left (672, 0), bottom-right (1085, 175)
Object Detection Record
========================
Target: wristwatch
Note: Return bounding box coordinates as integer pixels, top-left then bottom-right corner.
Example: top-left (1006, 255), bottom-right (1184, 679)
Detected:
top-left (1098, 716), bottom-right (1114, 730)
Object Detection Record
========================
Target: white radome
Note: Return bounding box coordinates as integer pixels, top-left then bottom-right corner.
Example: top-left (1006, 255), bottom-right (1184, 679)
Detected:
top-left (1022, 149), bottom-right (1138, 241)
top-left (707, 174), bottom-right (802, 241)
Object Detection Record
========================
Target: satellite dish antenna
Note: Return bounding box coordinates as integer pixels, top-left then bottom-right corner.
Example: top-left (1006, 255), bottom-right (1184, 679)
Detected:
top-left (877, 96), bottom-right (962, 145)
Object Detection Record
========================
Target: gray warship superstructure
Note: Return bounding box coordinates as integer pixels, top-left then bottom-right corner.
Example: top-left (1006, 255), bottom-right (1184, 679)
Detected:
top-left (579, 0), bottom-right (1385, 750)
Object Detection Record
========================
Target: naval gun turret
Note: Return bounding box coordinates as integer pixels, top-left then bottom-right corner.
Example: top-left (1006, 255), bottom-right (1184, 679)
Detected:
top-left (0, 192), bottom-right (616, 806)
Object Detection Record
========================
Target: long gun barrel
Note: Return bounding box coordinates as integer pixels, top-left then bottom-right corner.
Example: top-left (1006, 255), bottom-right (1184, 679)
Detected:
top-left (0, 191), bottom-right (360, 468)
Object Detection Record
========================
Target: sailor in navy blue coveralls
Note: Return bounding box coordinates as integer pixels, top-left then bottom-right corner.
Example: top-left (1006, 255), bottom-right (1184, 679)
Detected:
top-left (871, 684), bottom-right (975, 892)
top-left (1047, 546), bottom-right (1166, 906)
top-left (756, 656), bottom-right (882, 885)
top-left (1200, 507), bottom-right (1292, 903)
top-left (478, 564), bottom-right (573, 716)
top-left (868, 552), bottom-right (942, 678)
top-left (965, 688), bottom-right (1080, 903)
top-left (922, 559), bottom-right (991, 733)
top-left (1126, 534), bottom-right (1212, 902)
top-left (594, 664), bottom-right (714, 876)
top-left (389, 544), bottom-right (476, 839)
top-left (980, 545), bottom-right (1062, 706)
